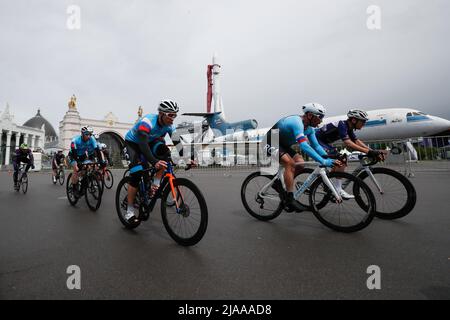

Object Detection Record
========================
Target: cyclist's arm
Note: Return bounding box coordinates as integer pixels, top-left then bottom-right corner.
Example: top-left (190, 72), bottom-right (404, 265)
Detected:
top-left (137, 131), bottom-right (158, 165)
top-left (70, 142), bottom-right (79, 162)
top-left (28, 150), bottom-right (34, 165)
top-left (343, 139), bottom-right (370, 153)
top-left (298, 138), bottom-right (329, 165)
top-left (307, 129), bottom-right (328, 157)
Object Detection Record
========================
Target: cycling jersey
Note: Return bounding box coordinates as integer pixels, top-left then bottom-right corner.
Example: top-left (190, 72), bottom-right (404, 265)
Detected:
top-left (12, 149), bottom-right (34, 166)
top-left (125, 114), bottom-right (175, 144)
top-left (53, 153), bottom-right (65, 165)
top-left (266, 115), bottom-right (329, 164)
top-left (70, 135), bottom-right (98, 157)
top-left (315, 120), bottom-right (357, 144)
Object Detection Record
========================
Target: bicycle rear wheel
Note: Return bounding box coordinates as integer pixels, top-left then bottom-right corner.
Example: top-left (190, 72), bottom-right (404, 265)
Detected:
top-left (356, 167), bottom-right (416, 220)
top-left (85, 175), bottom-right (102, 211)
top-left (161, 178), bottom-right (208, 246)
top-left (21, 174), bottom-right (28, 194)
top-left (103, 169), bottom-right (114, 189)
top-left (115, 177), bottom-right (141, 229)
top-left (241, 172), bottom-right (283, 221)
top-left (309, 172), bottom-right (376, 233)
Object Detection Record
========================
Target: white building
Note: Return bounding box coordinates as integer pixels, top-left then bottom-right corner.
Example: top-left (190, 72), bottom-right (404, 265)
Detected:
top-left (59, 96), bottom-right (135, 164)
top-left (0, 103), bottom-right (45, 166)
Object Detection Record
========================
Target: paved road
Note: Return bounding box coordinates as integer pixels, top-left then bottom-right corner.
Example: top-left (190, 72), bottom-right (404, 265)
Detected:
top-left (0, 168), bottom-right (449, 299)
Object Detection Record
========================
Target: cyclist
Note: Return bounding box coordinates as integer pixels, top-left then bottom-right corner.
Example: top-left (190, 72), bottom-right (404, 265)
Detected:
top-left (68, 126), bottom-right (105, 196)
top-left (262, 103), bottom-right (342, 211)
top-left (12, 143), bottom-right (35, 190)
top-left (315, 109), bottom-right (386, 199)
top-left (98, 143), bottom-right (113, 167)
top-left (124, 99), bottom-right (193, 223)
top-left (52, 150), bottom-right (66, 183)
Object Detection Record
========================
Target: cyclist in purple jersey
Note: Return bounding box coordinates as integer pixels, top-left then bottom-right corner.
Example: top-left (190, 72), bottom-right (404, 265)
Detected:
top-left (315, 109), bottom-right (386, 199)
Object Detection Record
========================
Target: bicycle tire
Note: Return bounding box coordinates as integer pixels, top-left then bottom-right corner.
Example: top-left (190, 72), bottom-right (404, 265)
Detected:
top-left (115, 176), bottom-right (141, 229)
top-left (59, 169), bottom-right (65, 185)
top-left (66, 173), bottom-right (79, 206)
top-left (241, 171), bottom-right (283, 221)
top-left (21, 173), bottom-right (28, 194)
top-left (85, 174), bottom-right (102, 211)
top-left (357, 167), bottom-right (416, 219)
top-left (103, 169), bottom-right (114, 189)
top-left (161, 178), bottom-right (208, 246)
top-left (309, 171), bottom-right (376, 233)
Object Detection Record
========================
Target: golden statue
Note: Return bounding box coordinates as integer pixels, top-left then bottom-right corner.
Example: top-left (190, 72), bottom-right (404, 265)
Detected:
top-left (138, 106), bottom-right (143, 118)
top-left (68, 94), bottom-right (77, 110)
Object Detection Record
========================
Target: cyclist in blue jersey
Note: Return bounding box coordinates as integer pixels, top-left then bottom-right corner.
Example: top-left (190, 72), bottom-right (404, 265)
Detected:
top-left (68, 126), bottom-right (105, 195)
top-left (124, 100), bottom-right (193, 223)
top-left (315, 109), bottom-right (386, 199)
top-left (262, 103), bottom-right (342, 212)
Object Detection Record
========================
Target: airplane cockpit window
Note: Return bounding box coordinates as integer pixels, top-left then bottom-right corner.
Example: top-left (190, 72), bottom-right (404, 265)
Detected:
top-left (406, 112), bottom-right (412, 117)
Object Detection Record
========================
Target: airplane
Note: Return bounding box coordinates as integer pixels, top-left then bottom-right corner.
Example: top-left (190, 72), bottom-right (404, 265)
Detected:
top-left (175, 55), bottom-right (450, 145)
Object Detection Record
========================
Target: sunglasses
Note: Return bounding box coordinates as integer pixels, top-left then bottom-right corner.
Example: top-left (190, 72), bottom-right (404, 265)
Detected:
top-left (164, 113), bottom-right (177, 119)
top-left (83, 133), bottom-right (92, 136)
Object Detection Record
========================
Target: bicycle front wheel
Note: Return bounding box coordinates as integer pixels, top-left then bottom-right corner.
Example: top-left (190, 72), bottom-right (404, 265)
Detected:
top-left (21, 174), bottom-right (28, 194)
top-left (85, 175), bottom-right (103, 211)
top-left (103, 169), bottom-right (114, 189)
top-left (59, 170), bottom-right (65, 185)
top-left (309, 172), bottom-right (376, 233)
top-left (66, 173), bottom-right (79, 206)
top-left (357, 167), bottom-right (416, 220)
top-left (161, 178), bottom-right (208, 246)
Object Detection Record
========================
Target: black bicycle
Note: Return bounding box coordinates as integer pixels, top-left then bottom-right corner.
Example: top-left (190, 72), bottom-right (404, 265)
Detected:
top-left (53, 164), bottom-right (65, 186)
top-left (66, 160), bottom-right (103, 211)
top-left (115, 160), bottom-right (208, 246)
top-left (14, 164), bottom-right (29, 194)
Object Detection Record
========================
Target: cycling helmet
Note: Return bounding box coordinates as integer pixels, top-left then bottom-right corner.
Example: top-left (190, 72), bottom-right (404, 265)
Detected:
top-left (81, 126), bottom-right (94, 135)
top-left (302, 102), bottom-right (326, 118)
top-left (347, 109), bottom-right (369, 121)
top-left (20, 143), bottom-right (28, 150)
top-left (99, 143), bottom-right (107, 149)
top-left (93, 133), bottom-right (100, 140)
top-left (158, 100), bottom-right (179, 113)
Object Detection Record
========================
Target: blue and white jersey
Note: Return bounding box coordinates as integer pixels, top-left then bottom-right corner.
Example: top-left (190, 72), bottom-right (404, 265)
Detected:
top-left (273, 115), bottom-right (320, 149)
top-left (125, 114), bottom-right (176, 144)
top-left (70, 135), bottom-right (98, 157)
top-left (269, 115), bottom-right (327, 164)
top-left (315, 120), bottom-right (357, 144)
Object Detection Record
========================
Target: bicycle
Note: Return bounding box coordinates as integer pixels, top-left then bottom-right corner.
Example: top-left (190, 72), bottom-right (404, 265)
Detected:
top-left (294, 153), bottom-right (417, 220)
top-left (53, 164), bottom-right (65, 186)
top-left (66, 160), bottom-right (103, 211)
top-left (115, 160), bottom-right (208, 246)
top-left (14, 164), bottom-right (29, 194)
top-left (95, 164), bottom-right (114, 190)
top-left (241, 159), bottom-right (376, 233)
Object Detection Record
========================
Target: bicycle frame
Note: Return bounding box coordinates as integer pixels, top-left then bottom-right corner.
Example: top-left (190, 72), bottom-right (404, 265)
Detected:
top-left (138, 162), bottom-right (184, 214)
top-left (346, 158), bottom-right (384, 194)
top-left (258, 165), bottom-right (343, 203)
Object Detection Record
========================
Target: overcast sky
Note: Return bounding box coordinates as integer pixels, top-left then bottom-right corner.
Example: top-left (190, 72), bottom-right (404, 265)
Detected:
top-left (1, 0), bottom-right (449, 131)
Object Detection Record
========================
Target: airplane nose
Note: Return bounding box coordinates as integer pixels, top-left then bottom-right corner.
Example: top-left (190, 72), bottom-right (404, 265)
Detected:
top-left (432, 116), bottom-right (450, 133)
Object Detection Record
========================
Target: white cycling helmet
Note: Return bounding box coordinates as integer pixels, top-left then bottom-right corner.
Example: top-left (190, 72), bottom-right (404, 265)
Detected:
top-left (158, 100), bottom-right (179, 113)
top-left (99, 143), bottom-right (107, 149)
top-left (347, 109), bottom-right (369, 121)
top-left (302, 102), bottom-right (326, 118)
top-left (81, 126), bottom-right (94, 135)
